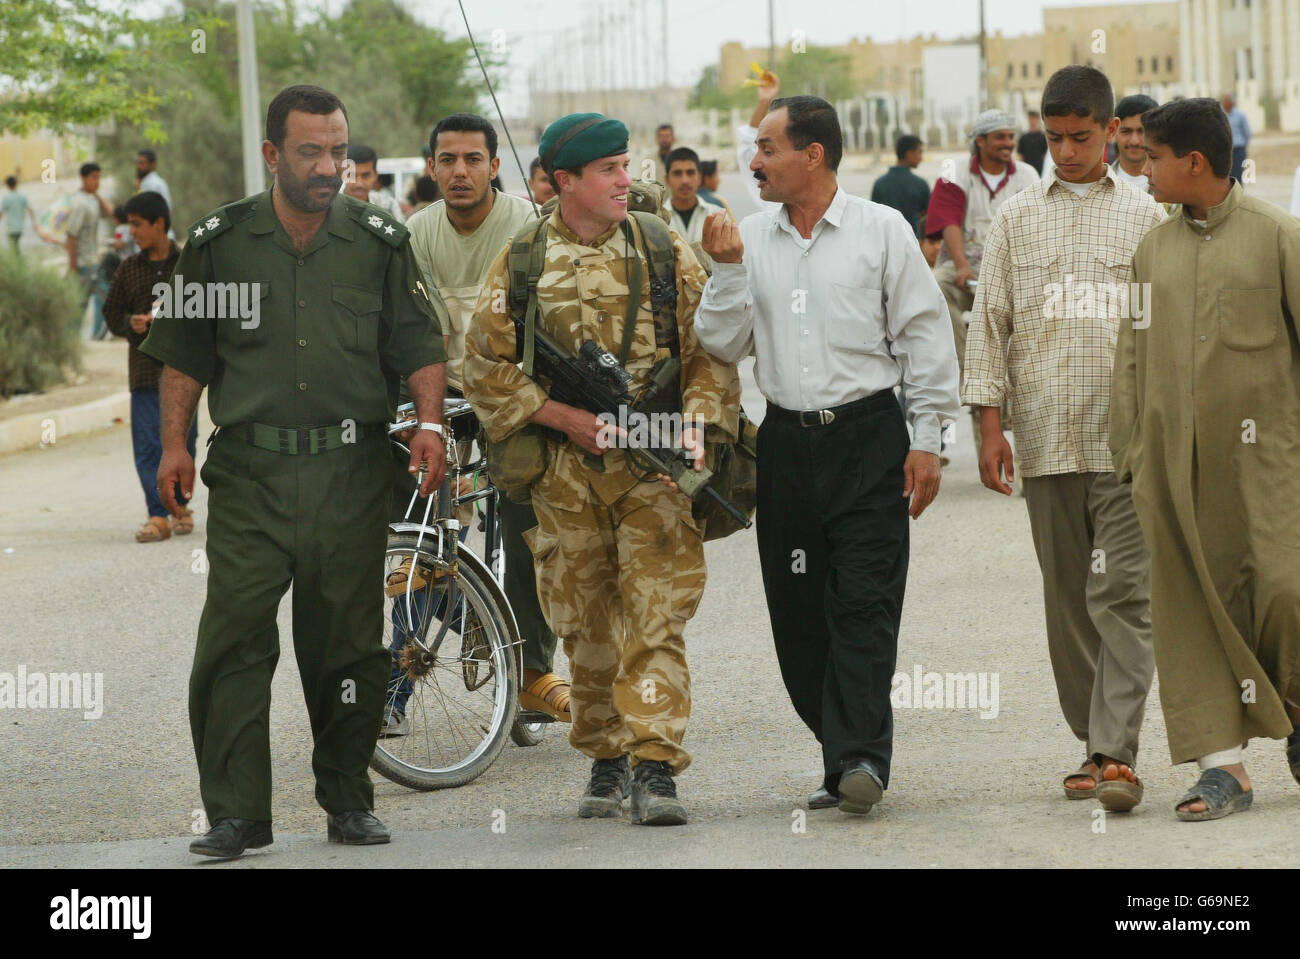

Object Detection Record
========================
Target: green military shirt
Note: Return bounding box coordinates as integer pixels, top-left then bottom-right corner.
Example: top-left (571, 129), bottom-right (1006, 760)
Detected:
top-left (139, 188), bottom-right (448, 428)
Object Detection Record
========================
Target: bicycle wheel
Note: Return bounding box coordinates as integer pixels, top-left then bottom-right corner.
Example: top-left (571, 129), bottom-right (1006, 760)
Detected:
top-left (370, 532), bottom-right (520, 790)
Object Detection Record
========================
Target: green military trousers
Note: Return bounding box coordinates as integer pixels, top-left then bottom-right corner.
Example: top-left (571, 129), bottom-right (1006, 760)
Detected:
top-left (191, 428), bottom-right (392, 822)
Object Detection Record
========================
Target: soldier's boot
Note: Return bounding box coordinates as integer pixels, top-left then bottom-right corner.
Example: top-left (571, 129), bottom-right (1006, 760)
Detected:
top-left (578, 755), bottom-right (631, 819)
top-left (630, 760), bottom-right (688, 826)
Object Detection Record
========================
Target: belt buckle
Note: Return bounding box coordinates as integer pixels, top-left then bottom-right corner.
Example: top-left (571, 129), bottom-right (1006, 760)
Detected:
top-left (801, 409), bottom-right (834, 427)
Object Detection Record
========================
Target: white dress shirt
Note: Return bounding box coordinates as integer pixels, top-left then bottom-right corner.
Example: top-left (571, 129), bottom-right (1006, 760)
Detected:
top-left (696, 186), bottom-right (960, 453)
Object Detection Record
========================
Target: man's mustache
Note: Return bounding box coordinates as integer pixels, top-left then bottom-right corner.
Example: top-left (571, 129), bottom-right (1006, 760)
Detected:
top-left (753, 172), bottom-right (767, 182)
top-left (307, 176), bottom-right (342, 190)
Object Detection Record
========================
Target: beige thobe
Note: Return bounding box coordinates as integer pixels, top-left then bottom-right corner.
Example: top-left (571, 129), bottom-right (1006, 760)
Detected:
top-left (1111, 182), bottom-right (1300, 763)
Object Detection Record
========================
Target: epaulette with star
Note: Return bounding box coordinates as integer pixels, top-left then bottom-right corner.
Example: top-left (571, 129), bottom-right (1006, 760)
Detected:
top-left (184, 195), bottom-right (255, 248)
top-left (343, 195), bottom-right (409, 247)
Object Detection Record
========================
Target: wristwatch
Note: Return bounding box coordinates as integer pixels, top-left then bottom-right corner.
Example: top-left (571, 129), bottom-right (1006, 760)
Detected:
top-left (417, 422), bottom-right (445, 439)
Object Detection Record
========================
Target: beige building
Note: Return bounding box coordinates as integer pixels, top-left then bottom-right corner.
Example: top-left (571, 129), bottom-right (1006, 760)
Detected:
top-left (714, 0), bottom-right (1300, 141)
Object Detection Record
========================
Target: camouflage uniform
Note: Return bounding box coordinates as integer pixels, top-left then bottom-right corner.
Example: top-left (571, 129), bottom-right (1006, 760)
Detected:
top-left (463, 208), bottom-right (738, 772)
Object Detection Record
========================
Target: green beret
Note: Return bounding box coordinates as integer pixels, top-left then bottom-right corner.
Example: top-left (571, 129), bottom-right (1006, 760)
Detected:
top-left (539, 113), bottom-right (629, 173)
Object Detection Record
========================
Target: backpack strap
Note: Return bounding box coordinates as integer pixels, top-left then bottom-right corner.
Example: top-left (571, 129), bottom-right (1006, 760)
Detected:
top-left (506, 217), bottom-right (550, 376)
top-left (617, 220), bottom-right (643, 366)
top-left (627, 211), bottom-right (680, 359)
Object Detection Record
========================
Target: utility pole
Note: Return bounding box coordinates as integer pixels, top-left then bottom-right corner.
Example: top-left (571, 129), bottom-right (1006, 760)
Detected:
top-left (236, 0), bottom-right (264, 196)
top-left (978, 0), bottom-right (988, 110)
top-left (660, 0), bottom-right (669, 101)
top-left (768, 0), bottom-right (775, 69)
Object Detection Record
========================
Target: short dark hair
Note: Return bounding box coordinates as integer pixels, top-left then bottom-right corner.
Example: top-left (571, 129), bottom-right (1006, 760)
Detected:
top-left (346, 144), bottom-right (378, 168)
top-left (123, 190), bottom-right (171, 230)
top-left (431, 113), bottom-right (498, 160)
top-left (265, 84), bottom-right (348, 148)
top-left (895, 134), bottom-right (923, 160)
top-left (528, 156), bottom-right (544, 179)
top-left (79, 162), bottom-right (100, 178)
top-left (1041, 65), bottom-right (1114, 126)
top-left (666, 146), bottom-right (700, 174)
top-left (657, 123), bottom-right (673, 133)
top-left (4, 176), bottom-right (15, 188)
top-left (112, 203), bottom-right (127, 224)
top-left (1141, 97), bottom-right (1232, 178)
top-left (699, 159), bottom-right (717, 177)
top-left (1027, 109), bottom-right (1040, 119)
top-left (136, 148), bottom-right (157, 164)
top-left (769, 95), bottom-right (843, 172)
top-left (1115, 94), bottom-right (1158, 122)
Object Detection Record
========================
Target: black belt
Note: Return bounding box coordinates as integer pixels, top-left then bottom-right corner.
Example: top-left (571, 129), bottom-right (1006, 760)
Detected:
top-left (765, 391), bottom-right (897, 428)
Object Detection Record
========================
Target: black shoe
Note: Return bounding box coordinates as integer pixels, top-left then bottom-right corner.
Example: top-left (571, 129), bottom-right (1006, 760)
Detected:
top-left (578, 755), bottom-right (631, 819)
top-left (327, 809), bottom-right (391, 845)
top-left (808, 785), bottom-right (839, 809)
top-left (837, 761), bottom-right (884, 815)
top-left (189, 817), bottom-right (273, 859)
top-left (630, 760), bottom-right (688, 826)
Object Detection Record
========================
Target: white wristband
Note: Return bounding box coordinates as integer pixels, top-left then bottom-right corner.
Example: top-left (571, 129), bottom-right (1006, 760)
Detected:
top-left (417, 422), bottom-right (445, 439)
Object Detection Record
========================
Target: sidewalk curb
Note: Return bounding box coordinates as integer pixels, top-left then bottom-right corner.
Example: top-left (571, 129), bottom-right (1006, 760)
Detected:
top-left (0, 391), bottom-right (131, 455)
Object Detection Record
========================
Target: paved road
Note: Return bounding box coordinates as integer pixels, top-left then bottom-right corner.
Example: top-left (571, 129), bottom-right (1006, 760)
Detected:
top-left (2, 359), bottom-right (1298, 868)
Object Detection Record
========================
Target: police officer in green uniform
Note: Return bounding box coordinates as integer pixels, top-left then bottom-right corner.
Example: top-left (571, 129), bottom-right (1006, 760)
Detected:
top-left (140, 84), bottom-right (450, 859)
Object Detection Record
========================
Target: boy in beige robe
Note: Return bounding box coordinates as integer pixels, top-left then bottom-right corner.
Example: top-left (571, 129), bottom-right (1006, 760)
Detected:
top-left (1111, 97), bottom-right (1300, 821)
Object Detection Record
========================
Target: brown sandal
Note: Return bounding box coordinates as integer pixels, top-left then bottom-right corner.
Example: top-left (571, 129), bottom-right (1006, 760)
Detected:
top-left (135, 516), bottom-right (171, 543)
top-left (384, 558), bottom-right (448, 597)
top-left (1096, 761), bottom-right (1144, 811)
top-left (1063, 760), bottom-right (1098, 799)
top-left (519, 673), bottom-right (572, 722)
top-left (170, 508), bottom-right (195, 535)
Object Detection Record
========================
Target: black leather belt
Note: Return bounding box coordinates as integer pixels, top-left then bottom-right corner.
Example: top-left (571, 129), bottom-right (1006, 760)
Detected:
top-left (765, 391), bottom-right (897, 428)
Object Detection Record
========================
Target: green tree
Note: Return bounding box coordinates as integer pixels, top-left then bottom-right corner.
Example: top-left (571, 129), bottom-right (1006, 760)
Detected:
top-left (0, 0), bottom-right (198, 137)
top-left (775, 45), bottom-right (856, 102)
top-left (100, 0), bottom-right (494, 231)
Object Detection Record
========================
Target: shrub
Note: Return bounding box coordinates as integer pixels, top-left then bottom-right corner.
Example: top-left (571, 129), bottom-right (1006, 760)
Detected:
top-left (0, 250), bottom-right (84, 396)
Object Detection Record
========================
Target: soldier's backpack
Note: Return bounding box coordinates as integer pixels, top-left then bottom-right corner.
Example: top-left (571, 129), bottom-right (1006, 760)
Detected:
top-left (487, 180), bottom-right (756, 541)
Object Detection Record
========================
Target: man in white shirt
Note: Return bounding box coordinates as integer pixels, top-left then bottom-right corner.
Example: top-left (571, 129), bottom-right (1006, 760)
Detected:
top-left (662, 146), bottom-right (725, 270)
top-left (135, 149), bottom-right (173, 210)
top-left (1111, 94), bottom-right (1157, 194)
top-left (698, 95), bottom-right (960, 817)
top-left (343, 143), bottom-right (405, 223)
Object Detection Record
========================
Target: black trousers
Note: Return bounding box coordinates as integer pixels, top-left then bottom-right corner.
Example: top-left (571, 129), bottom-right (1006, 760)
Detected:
top-left (756, 393), bottom-right (910, 791)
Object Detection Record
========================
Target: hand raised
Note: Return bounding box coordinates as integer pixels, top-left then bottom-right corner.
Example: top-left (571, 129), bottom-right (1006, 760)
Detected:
top-left (701, 212), bottom-right (743, 265)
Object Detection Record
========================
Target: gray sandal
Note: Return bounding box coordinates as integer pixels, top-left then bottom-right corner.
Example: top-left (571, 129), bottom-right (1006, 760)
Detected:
top-left (1175, 767), bottom-right (1253, 822)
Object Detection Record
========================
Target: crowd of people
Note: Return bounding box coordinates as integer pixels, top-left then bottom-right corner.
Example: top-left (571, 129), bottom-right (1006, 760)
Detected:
top-left (13, 54), bottom-right (1300, 858)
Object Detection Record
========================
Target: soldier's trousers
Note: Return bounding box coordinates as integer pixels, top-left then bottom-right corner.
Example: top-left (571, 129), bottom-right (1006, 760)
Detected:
top-left (525, 478), bottom-right (705, 773)
top-left (191, 429), bottom-right (392, 822)
top-left (756, 394), bottom-right (910, 792)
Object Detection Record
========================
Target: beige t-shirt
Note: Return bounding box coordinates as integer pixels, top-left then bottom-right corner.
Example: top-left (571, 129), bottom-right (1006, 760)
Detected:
top-left (406, 189), bottom-right (537, 391)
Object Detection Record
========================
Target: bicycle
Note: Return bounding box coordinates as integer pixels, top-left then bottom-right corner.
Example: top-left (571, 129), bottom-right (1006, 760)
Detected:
top-left (368, 398), bottom-right (556, 790)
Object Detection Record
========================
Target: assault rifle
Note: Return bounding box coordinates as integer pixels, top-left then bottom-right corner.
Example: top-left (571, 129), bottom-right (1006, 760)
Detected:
top-left (517, 319), bottom-right (751, 529)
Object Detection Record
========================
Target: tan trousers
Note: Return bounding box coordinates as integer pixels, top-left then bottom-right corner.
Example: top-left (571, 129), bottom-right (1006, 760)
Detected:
top-left (1022, 471), bottom-right (1154, 766)
top-left (525, 477), bottom-right (706, 773)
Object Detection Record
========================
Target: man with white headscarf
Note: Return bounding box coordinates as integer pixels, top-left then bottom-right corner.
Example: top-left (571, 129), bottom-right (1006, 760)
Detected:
top-left (925, 109), bottom-right (1039, 452)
